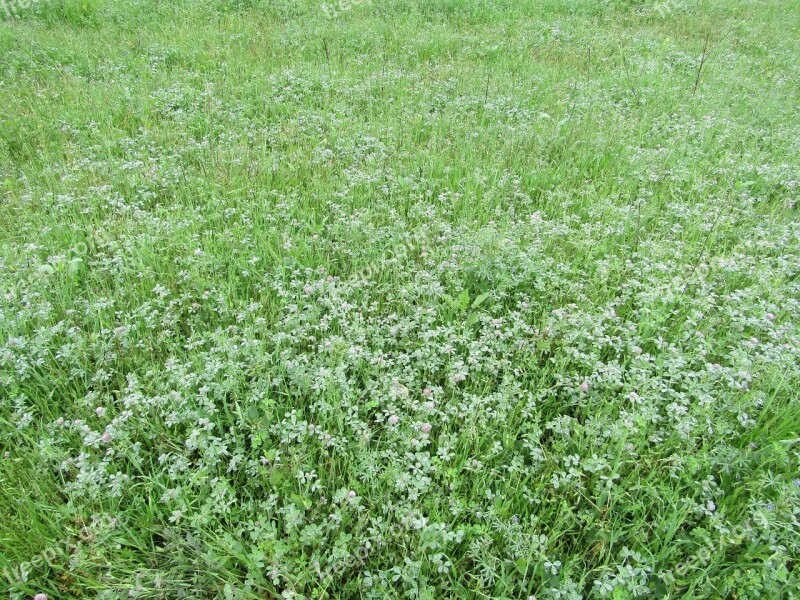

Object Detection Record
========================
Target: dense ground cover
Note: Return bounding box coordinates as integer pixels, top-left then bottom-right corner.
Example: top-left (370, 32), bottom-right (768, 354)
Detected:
top-left (1, 0), bottom-right (799, 598)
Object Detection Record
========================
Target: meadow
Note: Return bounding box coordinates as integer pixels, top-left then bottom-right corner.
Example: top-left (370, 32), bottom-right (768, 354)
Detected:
top-left (1, 0), bottom-right (799, 598)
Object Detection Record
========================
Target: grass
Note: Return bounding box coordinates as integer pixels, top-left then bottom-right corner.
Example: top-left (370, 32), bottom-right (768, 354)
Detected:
top-left (1, 0), bottom-right (799, 598)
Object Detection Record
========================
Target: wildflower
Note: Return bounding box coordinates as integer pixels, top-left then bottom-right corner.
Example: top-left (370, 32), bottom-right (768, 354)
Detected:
top-left (100, 432), bottom-right (112, 443)
top-left (580, 381), bottom-right (589, 392)
top-left (420, 423), bottom-right (432, 434)
top-left (424, 401), bottom-right (435, 410)
top-left (766, 313), bottom-right (775, 320)
top-left (706, 501), bottom-right (716, 512)
top-left (388, 415), bottom-right (399, 426)
top-left (422, 388), bottom-right (432, 396)
top-left (34, 595), bottom-right (48, 600)
top-left (348, 490), bottom-right (357, 499)
top-left (452, 374), bottom-right (465, 383)
top-left (95, 407), bottom-right (107, 417)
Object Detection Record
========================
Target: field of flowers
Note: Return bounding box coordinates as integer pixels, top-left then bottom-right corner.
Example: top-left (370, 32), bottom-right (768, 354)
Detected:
top-left (1, 0), bottom-right (799, 598)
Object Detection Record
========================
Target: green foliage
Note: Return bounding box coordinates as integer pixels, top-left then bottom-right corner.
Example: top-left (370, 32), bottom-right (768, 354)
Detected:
top-left (0, 0), bottom-right (107, 26)
top-left (1, 0), bottom-right (799, 598)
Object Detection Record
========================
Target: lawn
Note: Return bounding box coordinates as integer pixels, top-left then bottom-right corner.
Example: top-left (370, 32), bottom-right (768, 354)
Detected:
top-left (1, 0), bottom-right (799, 598)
